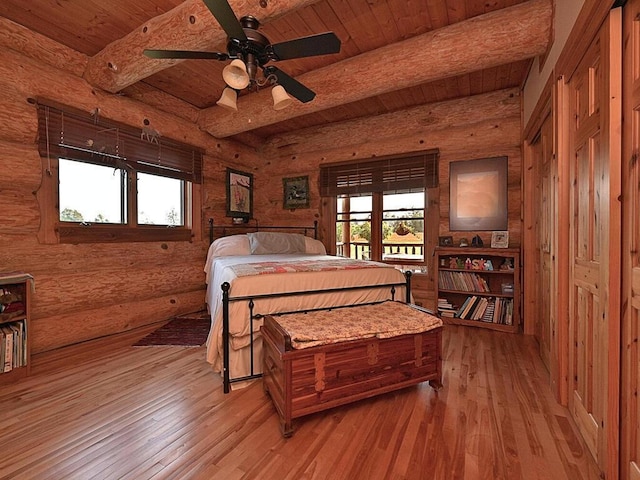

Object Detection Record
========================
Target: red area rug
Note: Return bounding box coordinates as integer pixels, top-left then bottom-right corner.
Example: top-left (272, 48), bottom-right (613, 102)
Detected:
top-left (133, 312), bottom-right (210, 347)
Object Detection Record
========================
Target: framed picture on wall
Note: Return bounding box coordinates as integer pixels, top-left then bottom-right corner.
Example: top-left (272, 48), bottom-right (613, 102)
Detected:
top-left (283, 176), bottom-right (310, 209)
top-left (226, 168), bottom-right (253, 219)
top-left (491, 230), bottom-right (510, 248)
top-left (438, 235), bottom-right (453, 247)
top-left (449, 156), bottom-right (508, 231)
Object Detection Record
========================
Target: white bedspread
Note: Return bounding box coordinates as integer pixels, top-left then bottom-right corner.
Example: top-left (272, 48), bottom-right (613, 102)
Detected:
top-left (204, 254), bottom-right (408, 381)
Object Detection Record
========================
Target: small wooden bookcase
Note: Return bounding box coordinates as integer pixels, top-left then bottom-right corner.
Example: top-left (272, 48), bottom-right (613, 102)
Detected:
top-left (434, 247), bottom-right (520, 333)
top-left (0, 273), bottom-right (32, 383)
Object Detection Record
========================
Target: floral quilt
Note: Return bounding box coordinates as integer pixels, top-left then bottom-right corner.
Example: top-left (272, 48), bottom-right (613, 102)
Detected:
top-left (229, 257), bottom-right (390, 277)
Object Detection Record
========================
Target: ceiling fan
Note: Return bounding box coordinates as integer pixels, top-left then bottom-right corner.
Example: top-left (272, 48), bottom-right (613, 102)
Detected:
top-left (143, 0), bottom-right (341, 110)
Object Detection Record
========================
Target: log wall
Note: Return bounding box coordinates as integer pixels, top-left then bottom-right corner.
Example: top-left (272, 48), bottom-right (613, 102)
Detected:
top-left (254, 87), bottom-right (523, 309)
top-left (257, 88), bottom-right (522, 244)
top-left (0, 42), bottom-right (254, 354)
top-left (0, 29), bottom-right (522, 352)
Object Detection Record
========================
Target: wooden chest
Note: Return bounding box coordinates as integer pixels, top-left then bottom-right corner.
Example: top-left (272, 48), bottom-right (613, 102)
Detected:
top-left (261, 302), bottom-right (443, 436)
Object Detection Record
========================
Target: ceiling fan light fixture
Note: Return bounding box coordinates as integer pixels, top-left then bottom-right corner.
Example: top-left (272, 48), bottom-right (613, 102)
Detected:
top-left (216, 87), bottom-right (238, 111)
top-left (271, 84), bottom-right (293, 110)
top-left (222, 59), bottom-right (250, 90)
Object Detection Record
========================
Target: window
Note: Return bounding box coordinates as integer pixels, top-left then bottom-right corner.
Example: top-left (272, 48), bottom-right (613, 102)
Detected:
top-left (59, 159), bottom-right (127, 224)
top-left (321, 150), bottom-right (438, 270)
top-left (137, 173), bottom-right (184, 226)
top-left (36, 99), bottom-right (203, 243)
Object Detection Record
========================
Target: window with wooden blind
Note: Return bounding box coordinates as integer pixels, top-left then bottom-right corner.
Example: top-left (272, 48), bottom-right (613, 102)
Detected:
top-left (320, 150), bottom-right (439, 269)
top-left (34, 99), bottom-right (203, 243)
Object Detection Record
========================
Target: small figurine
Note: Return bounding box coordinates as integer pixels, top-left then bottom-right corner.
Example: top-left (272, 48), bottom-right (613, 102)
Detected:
top-left (500, 258), bottom-right (514, 271)
top-left (472, 258), bottom-right (485, 270)
top-left (141, 119), bottom-right (162, 143)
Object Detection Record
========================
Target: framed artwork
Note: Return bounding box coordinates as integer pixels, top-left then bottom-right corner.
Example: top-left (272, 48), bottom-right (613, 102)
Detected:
top-left (226, 168), bottom-right (253, 219)
top-left (449, 156), bottom-right (508, 231)
top-left (438, 235), bottom-right (453, 247)
top-left (491, 230), bottom-right (510, 248)
top-left (283, 176), bottom-right (310, 209)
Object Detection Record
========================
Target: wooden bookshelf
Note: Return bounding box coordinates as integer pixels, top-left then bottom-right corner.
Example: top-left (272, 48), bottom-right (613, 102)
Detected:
top-left (0, 273), bottom-right (32, 383)
top-left (434, 247), bottom-right (520, 333)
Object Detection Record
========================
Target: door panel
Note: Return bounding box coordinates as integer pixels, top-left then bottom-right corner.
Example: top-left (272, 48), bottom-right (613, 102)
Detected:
top-left (529, 111), bottom-right (555, 370)
top-left (568, 9), bottom-right (621, 476)
top-left (622, 1), bottom-right (640, 478)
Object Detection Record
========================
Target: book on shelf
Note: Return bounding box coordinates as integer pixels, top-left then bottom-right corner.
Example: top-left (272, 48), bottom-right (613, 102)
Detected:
top-left (455, 296), bottom-right (473, 318)
top-left (481, 299), bottom-right (496, 322)
top-left (2, 324), bottom-right (13, 372)
top-left (457, 295), bottom-right (480, 319)
top-left (438, 270), bottom-right (490, 293)
top-left (437, 298), bottom-right (457, 317)
top-left (471, 297), bottom-right (489, 320)
top-left (0, 320), bottom-right (27, 372)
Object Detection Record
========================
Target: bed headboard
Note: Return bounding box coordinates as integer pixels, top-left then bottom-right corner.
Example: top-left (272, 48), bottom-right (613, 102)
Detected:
top-left (208, 218), bottom-right (318, 244)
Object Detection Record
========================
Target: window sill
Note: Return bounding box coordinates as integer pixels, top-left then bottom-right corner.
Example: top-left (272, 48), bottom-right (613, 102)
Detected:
top-left (57, 224), bottom-right (192, 243)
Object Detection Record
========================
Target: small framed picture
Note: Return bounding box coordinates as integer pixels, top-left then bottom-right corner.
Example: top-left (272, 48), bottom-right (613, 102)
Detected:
top-left (283, 176), bottom-right (310, 209)
top-left (438, 235), bottom-right (453, 247)
top-left (226, 168), bottom-right (253, 219)
top-left (491, 231), bottom-right (509, 248)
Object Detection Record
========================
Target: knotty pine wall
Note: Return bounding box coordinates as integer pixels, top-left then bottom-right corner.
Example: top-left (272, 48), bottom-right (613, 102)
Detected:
top-left (0, 41), bottom-right (258, 354)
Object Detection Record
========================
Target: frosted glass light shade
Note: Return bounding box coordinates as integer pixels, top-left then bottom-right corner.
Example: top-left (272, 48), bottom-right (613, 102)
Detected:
top-left (272, 85), bottom-right (293, 110)
top-left (216, 87), bottom-right (237, 111)
top-left (222, 59), bottom-right (250, 90)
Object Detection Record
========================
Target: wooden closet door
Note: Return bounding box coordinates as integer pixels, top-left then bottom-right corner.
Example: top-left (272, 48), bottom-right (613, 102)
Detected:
top-left (529, 112), bottom-right (555, 371)
top-left (622, 1), bottom-right (640, 478)
top-left (567, 8), bottom-right (621, 476)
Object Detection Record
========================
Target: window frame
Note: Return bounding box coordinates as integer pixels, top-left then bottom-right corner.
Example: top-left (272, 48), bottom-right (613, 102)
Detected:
top-left (321, 150), bottom-right (439, 271)
top-left (336, 190), bottom-right (427, 267)
top-left (35, 99), bottom-right (203, 244)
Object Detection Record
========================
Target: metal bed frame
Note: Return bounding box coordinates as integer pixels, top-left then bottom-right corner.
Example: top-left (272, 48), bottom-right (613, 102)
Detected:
top-left (219, 273), bottom-right (413, 393)
top-left (208, 217), bottom-right (318, 244)
top-left (207, 218), bottom-right (413, 393)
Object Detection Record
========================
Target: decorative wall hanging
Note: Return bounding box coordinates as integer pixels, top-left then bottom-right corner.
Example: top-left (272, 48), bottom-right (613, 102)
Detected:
top-left (226, 168), bottom-right (253, 219)
top-left (491, 230), bottom-right (510, 248)
top-left (449, 156), bottom-right (508, 231)
top-left (283, 176), bottom-right (310, 209)
top-left (438, 236), bottom-right (453, 247)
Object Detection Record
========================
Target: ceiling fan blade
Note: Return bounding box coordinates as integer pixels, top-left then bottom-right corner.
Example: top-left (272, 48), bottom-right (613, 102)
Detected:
top-left (144, 49), bottom-right (228, 60)
top-left (265, 66), bottom-right (316, 103)
top-left (202, 0), bottom-right (247, 41)
top-left (269, 32), bottom-right (341, 61)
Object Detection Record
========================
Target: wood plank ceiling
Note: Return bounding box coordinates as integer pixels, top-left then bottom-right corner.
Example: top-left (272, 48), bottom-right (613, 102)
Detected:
top-left (0, 0), bottom-right (545, 147)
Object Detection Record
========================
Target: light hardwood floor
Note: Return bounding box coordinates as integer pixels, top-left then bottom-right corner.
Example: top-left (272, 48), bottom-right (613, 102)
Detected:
top-left (0, 323), bottom-right (600, 480)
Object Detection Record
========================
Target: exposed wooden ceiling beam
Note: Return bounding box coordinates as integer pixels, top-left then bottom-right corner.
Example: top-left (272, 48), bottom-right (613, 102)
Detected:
top-left (198, 0), bottom-right (552, 138)
top-left (83, 0), bottom-right (321, 93)
top-left (0, 17), bottom-right (87, 77)
top-left (261, 88), bottom-right (521, 159)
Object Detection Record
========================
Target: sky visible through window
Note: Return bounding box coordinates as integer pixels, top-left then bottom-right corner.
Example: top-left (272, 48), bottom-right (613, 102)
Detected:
top-left (59, 159), bottom-right (183, 225)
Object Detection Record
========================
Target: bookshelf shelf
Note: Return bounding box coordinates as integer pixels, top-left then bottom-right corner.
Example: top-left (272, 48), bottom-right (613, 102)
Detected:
top-left (435, 247), bottom-right (520, 333)
top-left (0, 273), bottom-right (32, 383)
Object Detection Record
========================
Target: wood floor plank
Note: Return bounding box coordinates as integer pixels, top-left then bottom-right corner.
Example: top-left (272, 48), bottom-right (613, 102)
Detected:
top-left (0, 324), bottom-right (601, 480)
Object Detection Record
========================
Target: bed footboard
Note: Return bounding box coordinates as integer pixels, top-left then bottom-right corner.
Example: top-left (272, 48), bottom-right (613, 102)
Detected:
top-left (220, 271), bottom-right (415, 393)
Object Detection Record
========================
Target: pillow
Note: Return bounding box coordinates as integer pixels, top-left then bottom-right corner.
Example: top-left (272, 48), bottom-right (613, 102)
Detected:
top-left (204, 235), bottom-right (252, 283)
top-left (305, 236), bottom-right (327, 255)
top-left (207, 234), bottom-right (251, 258)
top-left (248, 232), bottom-right (306, 254)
